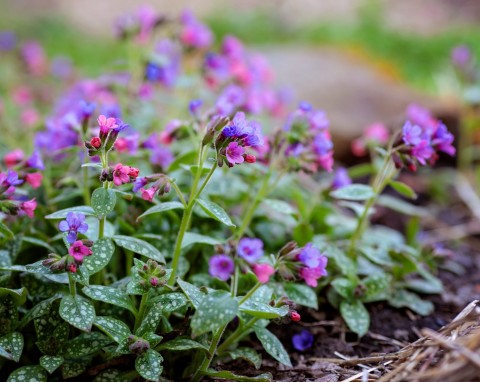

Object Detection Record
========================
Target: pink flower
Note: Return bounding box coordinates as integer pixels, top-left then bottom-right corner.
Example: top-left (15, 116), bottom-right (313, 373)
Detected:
top-left (12, 87), bottom-right (33, 106)
top-left (351, 138), bottom-right (366, 157)
top-left (21, 109), bottom-right (40, 127)
top-left (364, 123), bottom-right (389, 144)
top-left (299, 265), bottom-right (328, 287)
top-left (113, 164), bottom-right (130, 186)
top-left (25, 172), bottom-right (43, 189)
top-left (225, 142), bottom-right (245, 165)
top-left (4, 149), bottom-right (24, 167)
top-left (252, 263), bottom-right (275, 284)
top-left (68, 240), bottom-right (93, 263)
top-left (98, 115), bottom-right (118, 136)
top-left (20, 198), bottom-right (37, 218)
top-left (140, 186), bottom-right (157, 202)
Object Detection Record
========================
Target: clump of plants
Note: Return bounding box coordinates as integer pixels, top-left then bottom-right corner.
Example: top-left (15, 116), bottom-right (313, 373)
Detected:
top-left (0, 7), bottom-right (456, 381)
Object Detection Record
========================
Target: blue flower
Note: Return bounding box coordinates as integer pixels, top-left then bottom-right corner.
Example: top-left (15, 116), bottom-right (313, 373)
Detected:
top-left (292, 330), bottom-right (314, 351)
top-left (58, 212), bottom-right (89, 244)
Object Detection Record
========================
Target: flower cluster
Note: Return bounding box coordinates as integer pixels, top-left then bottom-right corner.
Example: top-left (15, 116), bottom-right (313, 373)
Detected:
top-left (215, 112), bottom-right (264, 167)
top-left (133, 174), bottom-right (171, 202)
top-left (394, 104), bottom-right (455, 171)
top-left (144, 39), bottom-right (181, 87)
top-left (114, 5), bottom-right (163, 43)
top-left (85, 115), bottom-right (129, 156)
top-left (58, 212), bottom-right (89, 243)
top-left (281, 102), bottom-right (334, 172)
top-left (137, 259), bottom-right (167, 288)
top-left (351, 122), bottom-right (389, 157)
top-left (179, 10), bottom-right (213, 49)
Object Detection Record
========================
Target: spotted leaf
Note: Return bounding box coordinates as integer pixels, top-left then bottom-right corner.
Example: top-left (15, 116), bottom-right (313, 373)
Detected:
top-left (59, 295), bottom-right (95, 332)
top-left (191, 291), bottom-right (238, 336)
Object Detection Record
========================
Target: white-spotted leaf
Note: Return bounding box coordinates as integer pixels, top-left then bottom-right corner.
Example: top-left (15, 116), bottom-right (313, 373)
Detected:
top-left (177, 279), bottom-right (205, 309)
top-left (63, 332), bottom-right (112, 357)
top-left (45, 206), bottom-right (95, 219)
top-left (239, 301), bottom-right (289, 319)
top-left (94, 316), bottom-right (131, 343)
top-left (7, 365), bottom-right (47, 382)
top-left (157, 338), bottom-right (208, 352)
top-left (181, 232), bottom-right (221, 249)
top-left (283, 283), bottom-right (318, 309)
top-left (135, 349), bottom-right (163, 381)
top-left (191, 291), bottom-right (238, 336)
top-left (331, 184), bottom-right (375, 201)
top-left (136, 201), bottom-right (185, 221)
top-left (340, 300), bottom-right (370, 337)
top-left (254, 327), bottom-right (291, 367)
top-left (59, 295), bottom-right (95, 332)
top-left (0, 332), bottom-right (23, 362)
top-left (81, 238), bottom-right (115, 276)
top-left (113, 235), bottom-right (165, 263)
top-left (83, 285), bottom-right (137, 314)
top-left (197, 198), bottom-right (235, 227)
top-left (40, 355), bottom-right (64, 374)
top-left (91, 188), bottom-right (117, 216)
top-left (228, 347), bottom-right (262, 369)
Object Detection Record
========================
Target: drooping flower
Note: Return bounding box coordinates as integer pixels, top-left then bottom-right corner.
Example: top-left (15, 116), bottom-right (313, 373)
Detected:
top-left (26, 150), bottom-right (45, 170)
top-left (112, 164), bottom-right (139, 186)
top-left (25, 172), bottom-right (43, 189)
top-left (140, 186), bottom-right (158, 202)
top-left (292, 330), bottom-right (314, 351)
top-left (58, 212), bottom-right (89, 244)
top-left (68, 240), bottom-right (93, 264)
top-left (252, 263), bottom-right (275, 284)
top-left (0, 170), bottom-right (23, 194)
top-left (208, 254), bottom-right (234, 281)
top-left (179, 10), bottom-right (213, 49)
top-left (20, 198), bottom-right (37, 218)
top-left (4, 149), bottom-right (24, 167)
top-left (237, 237), bottom-right (264, 264)
top-left (299, 264), bottom-right (328, 287)
top-left (297, 243), bottom-right (323, 268)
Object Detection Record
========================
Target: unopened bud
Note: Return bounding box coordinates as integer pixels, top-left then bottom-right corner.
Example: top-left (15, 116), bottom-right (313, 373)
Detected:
top-left (392, 153), bottom-right (403, 169)
top-left (279, 241), bottom-right (298, 256)
top-left (150, 277), bottom-right (159, 287)
top-left (90, 137), bottom-right (102, 149)
top-left (290, 311), bottom-right (301, 322)
top-left (66, 262), bottom-right (77, 273)
top-left (244, 154), bottom-right (256, 163)
top-left (81, 239), bottom-right (94, 247)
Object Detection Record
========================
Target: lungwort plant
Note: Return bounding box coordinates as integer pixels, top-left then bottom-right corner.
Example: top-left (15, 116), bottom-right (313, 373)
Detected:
top-left (0, 7), bottom-right (455, 381)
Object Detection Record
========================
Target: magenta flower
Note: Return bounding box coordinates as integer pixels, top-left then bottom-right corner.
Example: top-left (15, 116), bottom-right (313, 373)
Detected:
top-left (4, 149), bottom-right (24, 168)
top-left (297, 243), bottom-right (323, 268)
top-left (299, 262), bottom-right (328, 287)
top-left (140, 187), bottom-right (157, 202)
top-left (20, 198), bottom-right (37, 218)
top-left (59, 212), bottom-right (89, 244)
top-left (112, 164), bottom-right (137, 186)
top-left (209, 255), bottom-right (234, 281)
top-left (225, 142), bottom-right (245, 165)
top-left (69, 240), bottom-right (93, 264)
top-left (98, 115), bottom-right (118, 136)
top-left (292, 330), bottom-right (314, 351)
top-left (180, 10), bottom-right (213, 49)
top-left (252, 263), bottom-right (275, 284)
top-left (237, 237), bottom-right (264, 264)
top-left (25, 172), bottom-right (43, 189)
top-left (364, 123), bottom-right (389, 144)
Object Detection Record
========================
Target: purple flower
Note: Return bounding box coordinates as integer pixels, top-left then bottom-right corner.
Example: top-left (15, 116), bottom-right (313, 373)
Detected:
top-left (292, 330), bottom-right (314, 351)
top-left (26, 150), bottom-right (45, 170)
top-left (215, 85), bottom-right (245, 115)
top-left (313, 132), bottom-right (334, 156)
top-left (298, 101), bottom-right (312, 112)
top-left (180, 10), bottom-right (213, 49)
top-left (189, 99), bottom-right (203, 117)
top-left (59, 212), bottom-right (89, 244)
top-left (237, 238), bottom-right (264, 264)
top-left (78, 100), bottom-right (96, 121)
top-left (332, 167), bottom-right (351, 190)
top-left (0, 31), bottom-right (16, 51)
top-left (221, 35), bottom-right (244, 59)
top-left (150, 146), bottom-right (174, 169)
top-left (51, 56), bottom-right (72, 79)
top-left (402, 120), bottom-right (423, 146)
top-left (209, 255), bottom-right (234, 281)
top-left (451, 45), bottom-right (471, 67)
top-left (225, 142), bottom-right (245, 165)
top-left (411, 141), bottom-right (434, 165)
top-left (146, 39), bottom-right (181, 87)
top-left (432, 122), bottom-right (455, 156)
top-left (0, 170), bottom-right (23, 194)
top-left (297, 243), bottom-right (323, 268)
top-left (133, 177), bottom-right (149, 193)
top-left (310, 110), bottom-right (330, 130)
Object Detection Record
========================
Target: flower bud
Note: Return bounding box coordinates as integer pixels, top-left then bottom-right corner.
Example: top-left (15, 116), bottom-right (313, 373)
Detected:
top-left (244, 154), bottom-right (256, 163)
top-left (279, 241), bottom-right (298, 257)
top-left (90, 137), bottom-right (102, 149)
top-left (127, 336), bottom-right (150, 355)
top-left (290, 311), bottom-right (301, 322)
top-left (392, 153), bottom-right (404, 169)
top-left (66, 262), bottom-right (77, 273)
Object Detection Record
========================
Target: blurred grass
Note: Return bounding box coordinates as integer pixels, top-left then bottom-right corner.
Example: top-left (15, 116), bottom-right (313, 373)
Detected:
top-left (0, 3), bottom-right (479, 89)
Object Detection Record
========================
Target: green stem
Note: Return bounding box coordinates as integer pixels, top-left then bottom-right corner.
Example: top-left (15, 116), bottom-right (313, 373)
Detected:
top-left (171, 181), bottom-right (187, 207)
top-left (68, 272), bottom-right (77, 298)
top-left (125, 250), bottom-right (133, 276)
top-left (167, 205), bottom-right (193, 286)
top-left (347, 154), bottom-right (395, 258)
top-left (217, 317), bottom-right (259, 355)
top-left (134, 292), bottom-right (149, 332)
top-left (230, 264), bottom-right (239, 297)
top-left (190, 324), bottom-right (228, 382)
top-left (83, 166), bottom-right (91, 205)
top-left (235, 171), bottom-right (272, 240)
top-left (238, 282), bottom-right (261, 305)
top-left (191, 163), bottom-right (217, 201)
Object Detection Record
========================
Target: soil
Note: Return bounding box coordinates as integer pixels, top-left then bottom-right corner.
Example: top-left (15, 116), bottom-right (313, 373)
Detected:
top-left (213, 172), bottom-right (480, 382)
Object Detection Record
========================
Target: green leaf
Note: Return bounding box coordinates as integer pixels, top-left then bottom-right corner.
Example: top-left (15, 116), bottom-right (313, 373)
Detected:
top-left (91, 187), bottom-right (117, 216)
top-left (24, 261), bottom-right (69, 284)
top-left (94, 316), bottom-right (131, 343)
top-left (62, 359), bottom-right (89, 379)
top-left (0, 221), bottom-right (14, 239)
top-left (181, 232), bottom-right (221, 249)
top-left (135, 303), bottom-right (164, 336)
top-left (254, 327), bottom-right (291, 367)
top-left (149, 292), bottom-right (188, 314)
top-left (363, 274), bottom-right (392, 302)
top-left (157, 338), bottom-right (208, 352)
top-left (0, 287), bottom-right (27, 305)
top-left (83, 285), bottom-right (137, 314)
top-left (19, 296), bottom-right (61, 329)
top-left (204, 370), bottom-right (272, 381)
top-left (45, 206), bottom-right (95, 219)
top-left (94, 369), bottom-right (132, 382)
top-left (340, 300), bottom-right (370, 336)
top-left (136, 201), bottom-right (185, 221)
top-left (0, 332), bottom-right (23, 361)
top-left (331, 278), bottom-right (357, 300)
top-left (80, 238), bottom-right (115, 276)
top-left (64, 332), bottom-right (112, 357)
top-left (40, 355), bottom-right (64, 374)
top-left (113, 235), bottom-right (165, 263)
top-left (389, 180), bottom-right (417, 199)
top-left (22, 236), bottom-right (56, 252)
top-left (197, 198), bottom-right (236, 227)
top-left (177, 279), bottom-right (205, 309)
top-left (7, 366), bottom-right (47, 382)
top-left (228, 347), bottom-right (262, 369)
top-left (283, 283), bottom-right (318, 309)
top-left (330, 184), bottom-right (375, 201)
top-left (389, 290), bottom-right (434, 315)
top-left (59, 295), bottom-right (95, 331)
top-left (377, 195), bottom-right (429, 217)
top-left (262, 199), bottom-right (296, 215)
top-left (168, 149), bottom-right (197, 172)
top-left (240, 301), bottom-right (289, 319)
top-left (135, 349), bottom-right (163, 381)
top-left (191, 291), bottom-right (239, 336)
